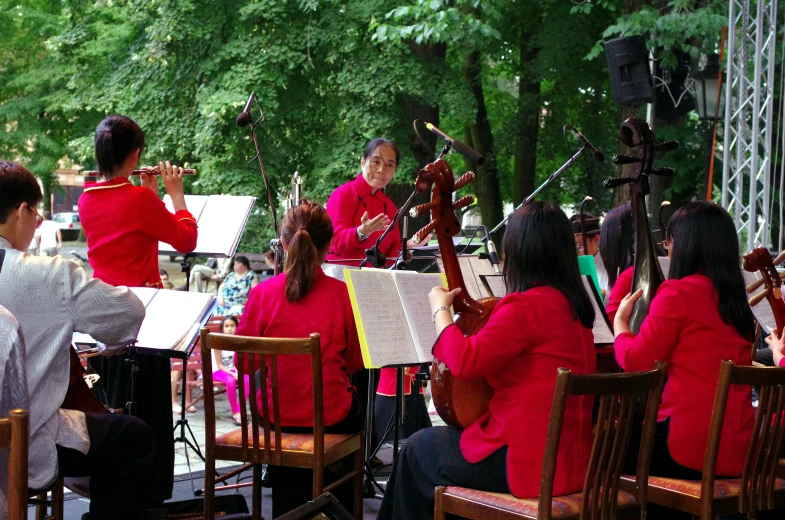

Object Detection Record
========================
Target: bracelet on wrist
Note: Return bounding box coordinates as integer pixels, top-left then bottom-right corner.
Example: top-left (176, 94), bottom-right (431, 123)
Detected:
top-left (432, 306), bottom-right (450, 323)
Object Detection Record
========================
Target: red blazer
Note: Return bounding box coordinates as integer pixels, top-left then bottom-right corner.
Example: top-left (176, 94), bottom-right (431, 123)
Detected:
top-left (325, 173), bottom-right (401, 266)
top-left (79, 177), bottom-right (197, 287)
top-left (606, 265), bottom-right (634, 325)
top-left (614, 274), bottom-right (754, 476)
top-left (433, 286), bottom-right (595, 498)
top-left (237, 270), bottom-right (364, 427)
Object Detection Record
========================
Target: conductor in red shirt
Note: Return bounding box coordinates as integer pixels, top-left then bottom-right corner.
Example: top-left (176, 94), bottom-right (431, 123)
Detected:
top-left (78, 114), bottom-right (198, 502)
top-left (614, 202), bottom-right (755, 504)
top-left (377, 202), bottom-right (597, 520)
top-left (325, 138), bottom-right (432, 448)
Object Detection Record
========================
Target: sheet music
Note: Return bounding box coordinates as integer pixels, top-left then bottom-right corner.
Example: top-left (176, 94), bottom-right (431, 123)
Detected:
top-left (321, 263), bottom-right (357, 282)
top-left (658, 256), bottom-right (671, 279)
top-left (392, 272), bottom-right (446, 363)
top-left (479, 274), bottom-right (507, 298)
top-left (583, 276), bottom-right (615, 344)
top-left (468, 256), bottom-right (497, 297)
top-left (344, 270), bottom-right (418, 368)
top-left (129, 287), bottom-right (158, 308)
top-left (135, 290), bottom-right (216, 351)
top-left (159, 195), bottom-right (256, 257)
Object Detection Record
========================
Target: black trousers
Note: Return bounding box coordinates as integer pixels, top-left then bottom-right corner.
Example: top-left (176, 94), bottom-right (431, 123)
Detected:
top-left (374, 393), bottom-right (432, 444)
top-left (269, 395), bottom-right (365, 518)
top-left (57, 412), bottom-right (156, 520)
top-left (377, 426), bottom-right (509, 520)
top-left (89, 354), bottom-right (175, 502)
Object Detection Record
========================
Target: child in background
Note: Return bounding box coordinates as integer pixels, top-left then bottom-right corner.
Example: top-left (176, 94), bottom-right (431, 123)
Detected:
top-left (212, 316), bottom-right (250, 425)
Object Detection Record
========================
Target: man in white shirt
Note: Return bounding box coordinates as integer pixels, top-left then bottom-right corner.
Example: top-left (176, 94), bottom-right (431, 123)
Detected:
top-left (189, 256), bottom-right (231, 292)
top-left (0, 161), bottom-right (153, 520)
top-left (37, 211), bottom-right (62, 257)
top-left (0, 306), bottom-right (28, 519)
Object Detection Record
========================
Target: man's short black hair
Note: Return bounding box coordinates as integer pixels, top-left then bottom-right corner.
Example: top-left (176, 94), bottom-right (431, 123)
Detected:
top-left (570, 213), bottom-right (600, 237)
top-left (0, 161), bottom-right (43, 224)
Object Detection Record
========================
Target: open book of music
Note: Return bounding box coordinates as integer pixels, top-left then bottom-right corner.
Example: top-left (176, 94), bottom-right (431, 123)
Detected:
top-left (73, 288), bottom-right (216, 356)
top-left (158, 194), bottom-right (256, 257)
top-left (344, 270), bottom-right (447, 369)
top-left (742, 269), bottom-right (777, 334)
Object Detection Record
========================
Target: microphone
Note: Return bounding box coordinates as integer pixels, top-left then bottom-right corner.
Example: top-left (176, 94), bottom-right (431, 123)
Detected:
top-left (236, 92), bottom-right (255, 127)
top-left (425, 122), bottom-right (486, 165)
top-left (483, 226), bottom-right (501, 275)
top-left (568, 126), bottom-right (605, 162)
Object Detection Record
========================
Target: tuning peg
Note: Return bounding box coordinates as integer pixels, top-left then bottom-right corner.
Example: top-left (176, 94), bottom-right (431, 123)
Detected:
top-left (648, 167), bottom-right (675, 177)
top-left (603, 178), bottom-right (635, 189)
top-left (654, 141), bottom-right (680, 152)
top-left (611, 154), bottom-right (641, 165)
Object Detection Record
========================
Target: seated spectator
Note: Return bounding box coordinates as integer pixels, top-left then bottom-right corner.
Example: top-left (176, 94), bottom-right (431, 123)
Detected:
top-left (159, 269), bottom-right (175, 290)
top-left (215, 255), bottom-right (258, 316)
top-left (211, 316), bottom-right (250, 425)
top-left (189, 257), bottom-right (231, 293)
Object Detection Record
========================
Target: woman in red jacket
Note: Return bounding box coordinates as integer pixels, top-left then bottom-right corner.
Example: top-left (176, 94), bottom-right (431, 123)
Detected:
top-left (377, 202), bottom-right (597, 520)
top-left (78, 114), bottom-right (198, 502)
top-left (614, 201), bottom-right (755, 484)
top-left (600, 202), bottom-right (634, 324)
top-left (237, 200), bottom-right (364, 517)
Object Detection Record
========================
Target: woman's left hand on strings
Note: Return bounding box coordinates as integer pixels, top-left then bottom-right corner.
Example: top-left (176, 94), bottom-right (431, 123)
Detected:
top-left (614, 288), bottom-right (643, 337)
top-left (429, 286), bottom-right (461, 310)
top-left (765, 329), bottom-right (785, 366)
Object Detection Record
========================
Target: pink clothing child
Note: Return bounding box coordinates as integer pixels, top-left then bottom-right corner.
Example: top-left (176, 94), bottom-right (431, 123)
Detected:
top-left (213, 316), bottom-right (250, 425)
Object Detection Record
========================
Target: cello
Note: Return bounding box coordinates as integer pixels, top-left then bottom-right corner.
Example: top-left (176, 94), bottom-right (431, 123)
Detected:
top-left (411, 159), bottom-right (496, 430)
top-left (603, 118), bottom-right (678, 333)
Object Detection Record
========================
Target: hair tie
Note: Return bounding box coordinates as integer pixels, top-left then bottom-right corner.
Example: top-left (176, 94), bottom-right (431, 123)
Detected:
top-left (298, 226), bottom-right (306, 231)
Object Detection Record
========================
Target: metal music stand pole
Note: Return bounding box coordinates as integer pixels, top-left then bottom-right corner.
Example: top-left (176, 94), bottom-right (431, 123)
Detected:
top-left (488, 145), bottom-right (588, 237)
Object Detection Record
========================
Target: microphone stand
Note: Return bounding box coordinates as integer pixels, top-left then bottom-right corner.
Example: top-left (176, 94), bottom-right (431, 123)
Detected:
top-left (488, 144), bottom-right (589, 237)
top-left (242, 95), bottom-right (283, 276)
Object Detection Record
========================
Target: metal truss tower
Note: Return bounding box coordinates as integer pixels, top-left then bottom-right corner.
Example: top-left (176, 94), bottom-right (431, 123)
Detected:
top-left (721, 0), bottom-right (778, 251)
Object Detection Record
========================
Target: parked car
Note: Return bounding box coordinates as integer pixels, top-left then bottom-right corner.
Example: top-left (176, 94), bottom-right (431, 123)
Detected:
top-left (53, 212), bottom-right (82, 241)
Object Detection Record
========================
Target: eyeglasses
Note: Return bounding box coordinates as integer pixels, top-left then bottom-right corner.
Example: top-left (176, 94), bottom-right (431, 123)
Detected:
top-left (29, 206), bottom-right (43, 229)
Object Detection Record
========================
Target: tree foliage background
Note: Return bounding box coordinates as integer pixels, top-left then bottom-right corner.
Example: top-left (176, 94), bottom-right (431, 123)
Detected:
top-left (0, 0), bottom-right (763, 250)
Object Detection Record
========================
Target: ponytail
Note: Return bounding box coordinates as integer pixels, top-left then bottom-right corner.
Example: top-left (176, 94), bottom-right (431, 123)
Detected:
top-left (94, 115), bottom-right (145, 178)
top-left (281, 201), bottom-right (334, 303)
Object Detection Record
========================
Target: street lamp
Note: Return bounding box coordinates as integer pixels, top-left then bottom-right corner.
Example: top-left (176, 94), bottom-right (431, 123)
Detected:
top-left (693, 54), bottom-right (725, 120)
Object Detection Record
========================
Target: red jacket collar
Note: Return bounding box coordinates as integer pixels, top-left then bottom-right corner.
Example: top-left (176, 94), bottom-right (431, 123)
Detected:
top-left (353, 173), bottom-right (382, 198)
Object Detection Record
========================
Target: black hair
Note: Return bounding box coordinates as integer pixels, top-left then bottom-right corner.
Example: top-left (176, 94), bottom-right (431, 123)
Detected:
top-left (221, 315), bottom-right (239, 331)
top-left (233, 255), bottom-right (250, 269)
top-left (0, 161), bottom-right (43, 224)
top-left (159, 269), bottom-right (169, 277)
top-left (43, 211), bottom-right (52, 220)
top-left (503, 201), bottom-right (595, 329)
top-left (599, 202), bottom-right (634, 288)
top-left (569, 212), bottom-right (600, 237)
top-left (667, 201), bottom-right (755, 341)
top-left (94, 115), bottom-right (145, 178)
top-left (363, 138), bottom-right (400, 167)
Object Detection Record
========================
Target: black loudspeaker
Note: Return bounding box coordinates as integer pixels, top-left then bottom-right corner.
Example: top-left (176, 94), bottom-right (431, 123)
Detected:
top-left (276, 493), bottom-right (355, 520)
top-left (605, 35), bottom-right (655, 108)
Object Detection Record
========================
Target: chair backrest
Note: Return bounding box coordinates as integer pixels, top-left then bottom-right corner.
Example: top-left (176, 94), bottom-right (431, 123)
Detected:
top-left (701, 360), bottom-right (785, 516)
top-left (539, 362), bottom-right (666, 520)
top-left (201, 328), bottom-right (323, 467)
top-left (0, 409), bottom-right (28, 520)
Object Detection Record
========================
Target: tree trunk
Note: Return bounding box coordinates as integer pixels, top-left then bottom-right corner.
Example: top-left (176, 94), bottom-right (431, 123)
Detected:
top-left (464, 50), bottom-right (504, 243)
top-left (512, 20), bottom-right (541, 205)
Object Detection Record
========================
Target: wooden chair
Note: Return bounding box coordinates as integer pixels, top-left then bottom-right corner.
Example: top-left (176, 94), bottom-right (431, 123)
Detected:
top-left (621, 360), bottom-right (785, 519)
top-left (0, 409), bottom-right (28, 520)
top-left (28, 477), bottom-right (63, 520)
top-left (201, 329), bottom-right (364, 520)
top-left (434, 362), bottom-right (666, 520)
